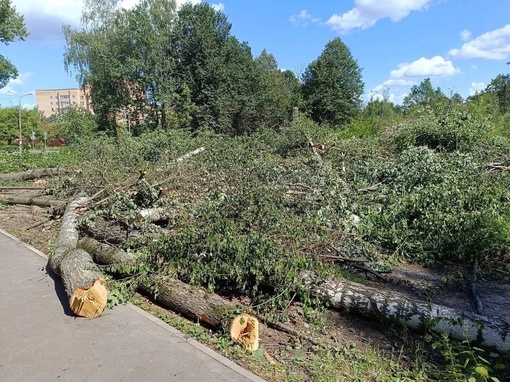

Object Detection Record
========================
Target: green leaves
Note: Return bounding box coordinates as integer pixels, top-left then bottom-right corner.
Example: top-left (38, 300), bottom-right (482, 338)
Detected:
top-left (0, 0), bottom-right (28, 88)
top-left (302, 37), bottom-right (364, 127)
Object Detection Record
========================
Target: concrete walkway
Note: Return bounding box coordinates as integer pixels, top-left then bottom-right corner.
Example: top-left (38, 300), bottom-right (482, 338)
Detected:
top-left (0, 230), bottom-right (265, 382)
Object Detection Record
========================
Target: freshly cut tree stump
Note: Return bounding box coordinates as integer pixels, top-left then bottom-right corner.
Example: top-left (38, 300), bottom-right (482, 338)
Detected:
top-left (230, 313), bottom-right (260, 351)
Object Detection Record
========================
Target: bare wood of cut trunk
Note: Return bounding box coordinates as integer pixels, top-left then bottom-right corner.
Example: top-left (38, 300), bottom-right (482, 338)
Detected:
top-left (48, 197), bottom-right (107, 318)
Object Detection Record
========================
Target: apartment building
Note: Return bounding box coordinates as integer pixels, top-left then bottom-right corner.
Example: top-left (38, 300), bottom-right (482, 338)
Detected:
top-left (36, 86), bottom-right (92, 118)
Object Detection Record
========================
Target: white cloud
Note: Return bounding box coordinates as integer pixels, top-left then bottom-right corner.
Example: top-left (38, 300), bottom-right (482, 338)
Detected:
top-left (211, 2), bottom-right (224, 12)
top-left (325, 0), bottom-right (431, 33)
top-left (289, 10), bottom-right (320, 27)
top-left (0, 72), bottom-right (34, 95)
top-left (449, 24), bottom-right (510, 60)
top-left (469, 81), bottom-right (486, 96)
top-left (368, 89), bottom-right (407, 105)
top-left (460, 29), bottom-right (471, 42)
top-left (390, 56), bottom-right (460, 78)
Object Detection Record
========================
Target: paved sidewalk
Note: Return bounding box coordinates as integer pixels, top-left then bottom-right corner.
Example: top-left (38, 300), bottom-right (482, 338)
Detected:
top-left (0, 230), bottom-right (265, 382)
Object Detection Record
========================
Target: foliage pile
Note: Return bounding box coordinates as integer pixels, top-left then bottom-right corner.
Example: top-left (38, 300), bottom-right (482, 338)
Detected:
top-left (2, 1), bottom-right (510, 379)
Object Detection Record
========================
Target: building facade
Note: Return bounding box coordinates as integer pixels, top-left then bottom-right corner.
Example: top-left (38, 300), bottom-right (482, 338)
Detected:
top-left (36, 86), bottom-right (92, 118)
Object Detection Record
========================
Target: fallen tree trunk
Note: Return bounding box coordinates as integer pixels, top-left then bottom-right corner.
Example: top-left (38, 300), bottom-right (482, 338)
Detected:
top-left (60, 248), bottom-right (108, 318)
top-left (80, 217), bottom-right (138, 245)
top-left (300, 271), bottom-right (510, 354)
top-left (0, 195), bottom-right (66, 209)
top-left (175, 147), bottom-right (205, 163)
top-left (0, 186), bottom-right (45, 190)
top-left (49, 197), bottom-right (107, 318)
top-left (0, 167), bottom-right (69, 181)
top-left (145, 277), bottom-right (235, 327)
top-left (81, 237), bottom-right (259, 350)
top-left (78, 236), bottom-right (136, 268)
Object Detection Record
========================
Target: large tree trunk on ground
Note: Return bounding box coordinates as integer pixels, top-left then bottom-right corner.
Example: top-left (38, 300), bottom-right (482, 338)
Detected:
top-left (81, 237), bottom-right (259, 349)
top-left (81, 236), bottom-right (235, 326)
top-left (146, 277), bottom-right (235, 328)
top-left (0, 167), bottom-right (69, 181)
top-left (80, 217), bottom-right (143, 245)
top-left (60, 248), bottom-right (108, 318)
top-left (49, 197), bottom-right (107, 318)
top-left (300, 271), bottom-right (510, 354)
top-left (78, 236), bottom-right (135, 267)
top-left (0, 195), bottom-right (66, 210)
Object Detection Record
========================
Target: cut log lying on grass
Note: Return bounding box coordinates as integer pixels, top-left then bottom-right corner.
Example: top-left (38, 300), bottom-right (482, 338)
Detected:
top-left (299, 271), bottom-right (510, 354)
top-left (149, 278), bottom-right (259, 351)
top-left (0, 167), bottom-right (69, 181)
top-left (0, 195), bottom-right (66, 210)
top-left (49, 197), bottom-right (108, 318)
top-left (80, 236), bottom-right (259, 350)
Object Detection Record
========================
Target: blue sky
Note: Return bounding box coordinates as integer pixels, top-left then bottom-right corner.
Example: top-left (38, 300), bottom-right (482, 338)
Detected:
top-left (1, 0), bottom-right (510, 108)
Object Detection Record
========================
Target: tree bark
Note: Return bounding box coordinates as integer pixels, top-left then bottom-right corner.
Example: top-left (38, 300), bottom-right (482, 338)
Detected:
top-left (0, 167), bottom-right (69, 181)
top-left (78, 236), bottom-right (136, 267)
top-left (0, 195), bottom-right (66, 210)
top-left (80, 217), bottom-right (136, 245)
top-left (60, 248), bottom-right (108, 318)
top-left (81, 238), bottom-right (259, 348)
top-left (143, 277), bottom-right (236, 328)
top-left (299, 271), bottom-right (510, 354)
top-left (49, 197), bottom-right (107, 318)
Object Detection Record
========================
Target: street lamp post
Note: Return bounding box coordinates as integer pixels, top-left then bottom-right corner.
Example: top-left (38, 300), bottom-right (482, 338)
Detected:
top-left (18, 93), bottom-right (33, 155)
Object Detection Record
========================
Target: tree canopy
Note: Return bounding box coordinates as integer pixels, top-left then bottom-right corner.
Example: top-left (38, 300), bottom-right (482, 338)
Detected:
top-left (301, 37), bottom-right (364, 127)
top-left (62, 1), bottom-right (316, 136)
top-left (0, 0), bottom-right (28, 89)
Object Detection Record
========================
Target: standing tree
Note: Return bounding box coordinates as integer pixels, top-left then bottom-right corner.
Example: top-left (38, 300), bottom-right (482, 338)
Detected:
top-left (0, 0), bottom-right (28, 89)
top-left (255, 50), bottom-right (301, 128)
top-left (402, 78), bottom-right (448, 111)
top-left (301, 38), bottom-right (364, 126)
top-left (485, 74), bottom-right (510, 114)
top-left (64, 0), bottom-right (177, 134)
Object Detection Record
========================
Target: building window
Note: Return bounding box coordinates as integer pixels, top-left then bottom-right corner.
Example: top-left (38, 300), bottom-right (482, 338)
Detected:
top-left (50, 102), bottom-right (53, 105)
top-left (60, 95), bottom-right (69, 99)
top-left (72, 95), bottom-right (76, 98)
top-left (80, 96), bottom-right (84, 100)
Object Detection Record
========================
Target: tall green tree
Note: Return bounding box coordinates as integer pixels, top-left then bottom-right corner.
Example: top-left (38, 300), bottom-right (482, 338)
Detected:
top-left (485, 74), bottom-right (510, 113)
top-left (170, 3), bottom-right (265, 134)
top-left (0, 0), bottom-right (28, 88)
top-left (301, 37), bottom-right (364, 126)
top-left (0, 107), bottom-right (40, 144)
top-left (402, 78), bottom-right (448, 110)
top-left (255, 50), bottom-right (301, 128)
top-left (50, 107), bottom-right (97, 143)
top-left (64, 0), bottom-right (177, 134)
